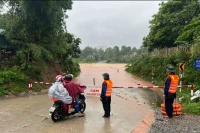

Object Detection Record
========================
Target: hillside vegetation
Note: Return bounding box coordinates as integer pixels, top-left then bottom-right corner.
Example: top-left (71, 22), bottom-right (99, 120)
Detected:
top-left (0, 1), bottom-right (81, 95)
top-left (127, 0), bottom-right (200, 115)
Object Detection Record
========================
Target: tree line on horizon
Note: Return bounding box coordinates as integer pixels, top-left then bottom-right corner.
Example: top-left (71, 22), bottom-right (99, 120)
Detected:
top-left (79, 45), bottom-right (147, 63)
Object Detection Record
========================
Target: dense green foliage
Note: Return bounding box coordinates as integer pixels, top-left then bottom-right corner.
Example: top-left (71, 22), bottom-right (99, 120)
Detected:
top-left (126, 51), bottom-right (199, 85)
top-left (126, 50), bottom-right (200, 114)
top-left (0, 0), bottom-right (81, 95)
top-left (0, 66), bottom-right (28, 96)
top-left (129, 0), bottom-right (200, 115)
top-left (177, 15), bottom-right (200, 43)
top-left (0, 0), bottom-right (80, 66)
top-left (178, 88), bottom-right (200, 115)
top-left (79, 45), bottom-right (139, 63)
top-left (143, 0), bottom-right (200, 51)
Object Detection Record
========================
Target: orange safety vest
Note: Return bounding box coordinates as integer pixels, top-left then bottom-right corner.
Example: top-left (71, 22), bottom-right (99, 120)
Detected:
top-left (103, 80), bottom-right (113, 97)
top-left (168, 75), bottom-right (179, 93)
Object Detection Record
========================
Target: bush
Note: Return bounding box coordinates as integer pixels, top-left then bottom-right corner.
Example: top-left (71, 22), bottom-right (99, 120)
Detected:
top-left (81, 57), bottom-right (96, 63)
top-left (126, 51), bottom-right (200, 115)
top-left (61, 58), bottom-right (81, 77)
top-left (0, 66), bottom-right (28, 96)
top-left (178, 88), bottom-right (200, 115)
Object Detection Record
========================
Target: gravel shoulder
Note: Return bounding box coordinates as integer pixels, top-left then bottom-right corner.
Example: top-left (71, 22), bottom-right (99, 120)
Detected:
top-left (148, 108), bottom-right (200, 133)
top-left (130, 87), bottom-right (200, 133)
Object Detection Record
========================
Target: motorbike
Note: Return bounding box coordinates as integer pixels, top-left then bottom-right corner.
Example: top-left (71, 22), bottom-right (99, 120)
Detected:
top-left (49, 93), bottom-right (86, 122)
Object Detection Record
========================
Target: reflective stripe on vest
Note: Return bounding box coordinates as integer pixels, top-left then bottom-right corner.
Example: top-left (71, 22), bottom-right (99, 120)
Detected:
top-left (104, 80), bottom-right (113, 97)
top-left (168, 75), bottom-right (179, 93)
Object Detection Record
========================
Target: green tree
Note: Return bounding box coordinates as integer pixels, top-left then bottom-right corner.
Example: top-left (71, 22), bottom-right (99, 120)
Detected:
top-left (0, 0), bottom-right (83, 77)
top-left (79, 45), bottom-right (134, 63)
top-left (131, 47), bottom-right (138, 56)
top-left (113, 46), bottom-right (120, 61)
top-left (63, 33), bottom-right (81, 59)
top-left (177, 15), bottom-right (200, 44)
top-left (120, 45), bottom-right (127, 58)
top-left (80, 46), bottom-right (95, 59)
top-left (121, 45), bottom-right (132, 57)
top-left (97, 48), bottom-right (105, 61)
top-left (126, 46), bottom-right (132, 56)
top-left (105, 47), bottom-right (114, 61)
top-left (0, 0), bottom-right (73, 67)
top-left (143, 0), bottom-right (200, 50)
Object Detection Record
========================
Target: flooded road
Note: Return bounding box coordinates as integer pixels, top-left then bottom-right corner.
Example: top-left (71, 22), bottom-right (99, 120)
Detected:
top-left (74, 63), bottom-right (154, 87)
top-left (0, 63), bottom-right (160, 133)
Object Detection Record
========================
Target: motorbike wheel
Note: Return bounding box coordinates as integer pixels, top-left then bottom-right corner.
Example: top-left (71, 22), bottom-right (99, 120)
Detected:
top-left (80, 102), bottom-right (86, 113)
top-left (51, 108), bottom-right (63, 122)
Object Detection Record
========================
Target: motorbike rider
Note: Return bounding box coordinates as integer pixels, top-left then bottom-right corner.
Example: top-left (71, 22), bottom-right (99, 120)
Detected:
top-left (63, 74), bottom-right (86, 117)
top-left (48, 75), bottom-right (75, 113)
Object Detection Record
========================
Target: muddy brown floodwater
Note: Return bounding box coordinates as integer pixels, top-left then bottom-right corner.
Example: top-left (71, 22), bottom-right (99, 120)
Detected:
top-left (0, 63), bottom-right (163, 133)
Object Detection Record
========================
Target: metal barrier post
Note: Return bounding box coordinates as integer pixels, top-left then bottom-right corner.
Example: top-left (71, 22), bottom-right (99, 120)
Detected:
top-left (28, 83), bottom-right (30, 92)
top-left (191, 84), bottom-right (194, 96)
top-left (28, 80), bottom-right (33, 92)
top-left (152, 66), bottom-right (155, 83)
top-left (180, 72), bottom-right (183, 92)
top-left (93, 78), bottom-right (95, 86)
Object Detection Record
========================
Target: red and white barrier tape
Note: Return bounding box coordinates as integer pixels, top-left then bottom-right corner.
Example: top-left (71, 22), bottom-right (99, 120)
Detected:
top-left (86, 85), bottom-right (193, 88)
top-left (28, 83), bottom-right (33, 92)
top-left (28, 80), bottom-right (53, 92)
top-left (31, 81), bottom-right (53, 85)
top-left (28, 80), bottom-right (194, 96)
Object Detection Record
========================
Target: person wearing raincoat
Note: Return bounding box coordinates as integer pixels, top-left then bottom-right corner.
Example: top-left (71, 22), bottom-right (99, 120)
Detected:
top-left (48, 75), bottom-right (75, 113)
top-left (63, 74), bottom-right (86, 117)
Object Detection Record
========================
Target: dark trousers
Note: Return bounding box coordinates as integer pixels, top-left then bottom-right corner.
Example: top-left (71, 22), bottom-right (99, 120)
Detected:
top-left (165, 98), bottom-right (174, 117)
top-left (102, 97), bottom-right (111, 117)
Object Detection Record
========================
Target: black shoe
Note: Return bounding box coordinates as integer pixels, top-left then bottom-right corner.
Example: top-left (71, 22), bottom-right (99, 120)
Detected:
top-left (102, 115), bottom-right (110, 118)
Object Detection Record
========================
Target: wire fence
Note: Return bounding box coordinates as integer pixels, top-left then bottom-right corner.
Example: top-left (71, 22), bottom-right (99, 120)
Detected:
top-left (139, 45), bottom-right (192, 57)
top-left (149, 46), bottom-right (191, 57)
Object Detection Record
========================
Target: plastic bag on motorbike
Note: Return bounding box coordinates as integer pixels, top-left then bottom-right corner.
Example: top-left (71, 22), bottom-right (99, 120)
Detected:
top-left (74, 100), bottom-right (80, 112)
top-left (48, 82), bottom-right (72, 104)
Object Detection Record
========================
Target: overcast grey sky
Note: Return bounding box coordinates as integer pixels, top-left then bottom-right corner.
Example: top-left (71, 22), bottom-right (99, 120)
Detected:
top-left (66, 1), bottom-right (162, 49)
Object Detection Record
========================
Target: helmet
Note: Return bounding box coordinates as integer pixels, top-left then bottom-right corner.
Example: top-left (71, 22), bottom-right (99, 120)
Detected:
top-left (102, 73), bottom-right (109, 80)
top-left (166, 66), bottom-right (175, 73)
top-left (65, 74), bottom-right (73, 81)
top-left (55, 75), bottom-right (62, 82)
top-left (69, 74), bottom-right (74, 79)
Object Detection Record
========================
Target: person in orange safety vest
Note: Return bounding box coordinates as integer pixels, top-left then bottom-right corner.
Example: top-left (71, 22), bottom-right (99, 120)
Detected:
top-left (164, 66), bottom-right (179, 118)
top-left (100, 73), bottom-right (113, 118)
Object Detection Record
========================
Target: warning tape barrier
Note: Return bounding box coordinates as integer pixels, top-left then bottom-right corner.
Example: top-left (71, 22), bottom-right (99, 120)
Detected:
top-left (28, 80), bottom-right (194, 96)
top-left (86, 85), bottom-right (193, 88)
top-left (85, 85), bottom-right (194, 96)
top-left (30, 81), bottom-right (53, 85)
top-left (28, 80), bottom-right (53, 92)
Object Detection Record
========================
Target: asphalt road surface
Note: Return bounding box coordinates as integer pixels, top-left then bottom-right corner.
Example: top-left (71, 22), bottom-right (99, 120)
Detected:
top-left (0, 63), bottom-right (158, 133)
